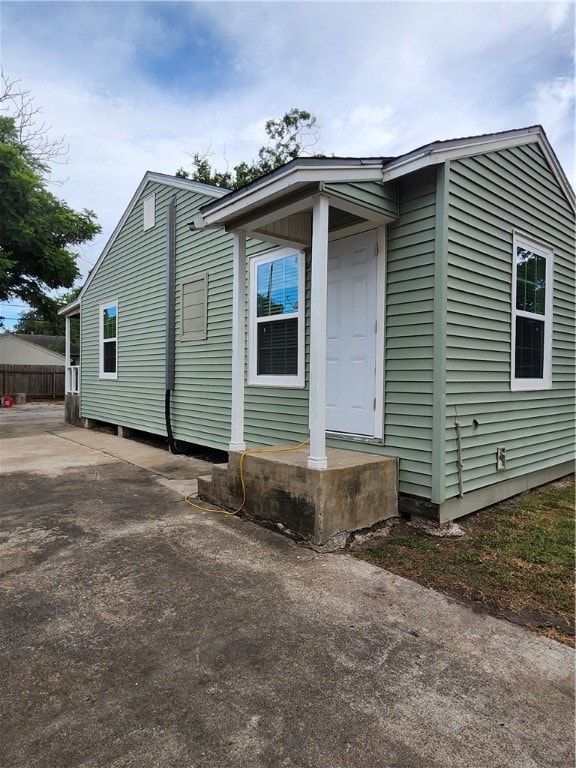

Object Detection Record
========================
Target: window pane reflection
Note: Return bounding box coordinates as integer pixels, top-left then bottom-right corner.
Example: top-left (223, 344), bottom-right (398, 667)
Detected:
top-left (256, 255), bottom-right (299, 317)
top-left (516, 247), bottom-right (546, 315)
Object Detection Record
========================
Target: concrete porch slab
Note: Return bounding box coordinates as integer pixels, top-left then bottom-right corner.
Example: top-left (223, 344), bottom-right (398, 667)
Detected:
top-left (198, 445), bottom-right (398, 548)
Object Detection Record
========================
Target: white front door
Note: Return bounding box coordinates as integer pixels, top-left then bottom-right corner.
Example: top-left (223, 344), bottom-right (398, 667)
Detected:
top-left (326, 229), bottom-right (378, 436)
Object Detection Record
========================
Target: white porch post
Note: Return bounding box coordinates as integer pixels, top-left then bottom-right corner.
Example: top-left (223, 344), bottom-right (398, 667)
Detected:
top-left (229, 230), bottom-right (247, 452)
top-left (308, 195), bottom-right (329, 469)
top-left (65, 315), bottom-right (71, 393)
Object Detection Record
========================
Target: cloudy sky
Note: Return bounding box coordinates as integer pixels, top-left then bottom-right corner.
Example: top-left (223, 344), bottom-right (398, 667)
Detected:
top-left (0, 0), bottom-right (574, 328)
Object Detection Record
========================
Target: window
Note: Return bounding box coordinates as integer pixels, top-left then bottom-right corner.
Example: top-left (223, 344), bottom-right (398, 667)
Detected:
top-left (511, 234), bottom-right (553, 390)
top-left (181, 274), bottom-right (208, 341)
top-left (143, 194), bottom-right (155, 230)
top-left (249, 249), bottom-right (305, 387)
top-left (99, 301), bottom-right (118, 379)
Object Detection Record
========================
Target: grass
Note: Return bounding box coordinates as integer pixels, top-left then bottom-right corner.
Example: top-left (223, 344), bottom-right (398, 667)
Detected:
top-left (352, 476), bottom-right (575, 645)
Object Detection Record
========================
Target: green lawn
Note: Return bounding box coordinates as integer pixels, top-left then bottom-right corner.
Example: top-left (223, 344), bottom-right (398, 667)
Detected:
top-left (352, 476), bottom-right (575, 645)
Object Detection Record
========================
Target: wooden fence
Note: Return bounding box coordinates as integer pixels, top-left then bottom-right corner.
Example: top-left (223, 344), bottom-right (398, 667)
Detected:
top-left (0, 365), bottom-right (65, 400)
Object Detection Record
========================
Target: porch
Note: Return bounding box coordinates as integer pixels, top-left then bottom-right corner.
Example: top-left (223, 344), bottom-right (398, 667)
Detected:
top-left (193, 158), bottom-right (400, 547)
top-left (59, 298), bottom-right (82, 425)
top-left (198, 445), bottom-right (398, 550)
top-left (193, 157), bottom-right (399, 470)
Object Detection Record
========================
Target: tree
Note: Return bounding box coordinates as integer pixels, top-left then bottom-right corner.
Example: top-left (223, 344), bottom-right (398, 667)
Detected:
top-left (0, 113), bottom-right (100, 313)
top-left (14, 287), bottom-right (81, 339)
top-left (1, 68), bottom-right (67, 170)
top-left (176, 108), bottom-right (321, 190)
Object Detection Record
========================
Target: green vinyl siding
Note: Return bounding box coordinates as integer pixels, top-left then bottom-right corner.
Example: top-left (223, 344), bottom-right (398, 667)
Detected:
top-left (383, 168), bottom-right (437, 497)
top-left (323, 180), bottom-right (398, 221)
top-left (80, 179), bottom-right (172, 434)
top-left (169, 185), bottom-right (235, 450)
top-left (327, 171), bottom-right (437, 498)
top-left (79, 139), bottom-right (573, 514)
top-left (443, 143), bottom-right (575, 500)
top-left (172, 222), bottom-right (271, 450)
top-left (80, 179), bottom-right (237, 451)
top-left (245, 388), bottom-right (310, 446)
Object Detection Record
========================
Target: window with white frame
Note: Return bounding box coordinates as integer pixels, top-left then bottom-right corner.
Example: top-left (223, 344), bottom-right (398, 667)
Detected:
top-left (511, 234), bottom-right (553, 390)
top-left (99, 301), bottom-right (118, 379)
top-left (249, 249), bottom-right (305, 387)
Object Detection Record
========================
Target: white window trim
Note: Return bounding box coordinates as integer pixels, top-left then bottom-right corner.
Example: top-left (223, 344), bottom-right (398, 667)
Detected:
top-left (99, 300), bottom-right (118, 380)
top-left (248, 248), bottom-right (305, 388)
top-left (511, 233), bottom-right (553, 391)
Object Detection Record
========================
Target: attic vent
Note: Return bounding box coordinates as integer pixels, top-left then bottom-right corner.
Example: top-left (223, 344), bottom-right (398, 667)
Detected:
top-left (143, 194), bottom-right (155, 230)
top-left (181, 274), bottom-right (208, 341)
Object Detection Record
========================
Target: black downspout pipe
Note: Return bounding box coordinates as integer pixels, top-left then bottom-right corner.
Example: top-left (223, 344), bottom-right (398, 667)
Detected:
top-left (165, 195), bottom-right (179, 454)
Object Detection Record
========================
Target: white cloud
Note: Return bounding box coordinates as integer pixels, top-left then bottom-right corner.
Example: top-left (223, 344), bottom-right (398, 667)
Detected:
top-left (545, 0), bottom-right (572, 32)
top-left (530, 76), bottom-right (576, 178)
top-left (0, 0), bottom-right (573, 304)
top-left (532, 77), bottom-right (575, 139)
top-left (327, 106), bottom-right (397, 157)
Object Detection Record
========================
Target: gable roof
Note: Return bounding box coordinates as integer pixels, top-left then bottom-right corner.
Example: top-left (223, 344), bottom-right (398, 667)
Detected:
top-left (380, 126), bottom-right (574, 204)
top-left (9, 334), bottom-right (66, 352)
top-left (72, 172), bottom-right (229, 306)
top-left (196, 157), bottom-right (388, 227)
top-left (0, 333), bottom-right (67, 363)
top-left (196, 126), bottom-right (574, 229)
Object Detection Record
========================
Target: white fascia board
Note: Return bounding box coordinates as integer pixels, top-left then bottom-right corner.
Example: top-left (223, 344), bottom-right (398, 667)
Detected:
top-left (58, 297), bottom-right (81, 317)
top-left (536, 136), bottom-right (575, 212)
top-left (80, 172), bottom-right (152, 299)
top-left (148, 173), bottom-right (230, 198)
top-left (79, 172), bottom-right (228, 299)
top-left (381, 128), bottom-right (575, 210)
top-left (238, 182), bottom-right (393, 232)
top-left (382, 130), bottom-right (541, 182)
top-left (321, 193), bottom-right (394, 225)
top-left (198, 164), bottom-right (383, 228)
top-left (197, 126), bottom-right (575, 229)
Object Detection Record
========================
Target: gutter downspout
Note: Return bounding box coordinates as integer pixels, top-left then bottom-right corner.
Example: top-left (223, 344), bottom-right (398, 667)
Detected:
top-left (164, 195), bottom-right (179, 453)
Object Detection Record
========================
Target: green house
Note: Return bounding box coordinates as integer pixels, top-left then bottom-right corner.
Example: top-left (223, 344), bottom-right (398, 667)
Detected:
top-left (62, 126), bottom-right (575, 545)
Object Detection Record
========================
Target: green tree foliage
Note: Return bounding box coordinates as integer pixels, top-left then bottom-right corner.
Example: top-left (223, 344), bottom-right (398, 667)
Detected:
top-left (14, 287), bottom-right (81, 340)
top-left (176, 108), bottom-right (320, 190)
top-left (0, 79), bottom-right (100, 314)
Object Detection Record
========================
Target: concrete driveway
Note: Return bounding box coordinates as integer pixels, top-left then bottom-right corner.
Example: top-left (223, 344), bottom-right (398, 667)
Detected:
top-left (0, 403), bottom-right (573, 768)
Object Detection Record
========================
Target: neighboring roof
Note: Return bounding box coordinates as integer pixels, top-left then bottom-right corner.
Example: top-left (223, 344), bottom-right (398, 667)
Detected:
top-left (196, 125), bottom-right (574, 228)
top-left (9, 334), bottom-right (66, 352)
top-left (69, 172), bottom-right (230, 308)
top-left (0, 333), bottom-right (68, 364)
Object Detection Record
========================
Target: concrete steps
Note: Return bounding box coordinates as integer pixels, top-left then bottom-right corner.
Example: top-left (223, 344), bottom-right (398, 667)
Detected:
top-left (197, 447), bottom-right (398, 550)
top-left (197, 463), bottom-right (238, 509)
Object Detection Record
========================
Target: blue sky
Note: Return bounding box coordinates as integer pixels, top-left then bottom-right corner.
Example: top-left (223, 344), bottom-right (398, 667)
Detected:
top-left (0, 0), bottom-right (574, 328)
